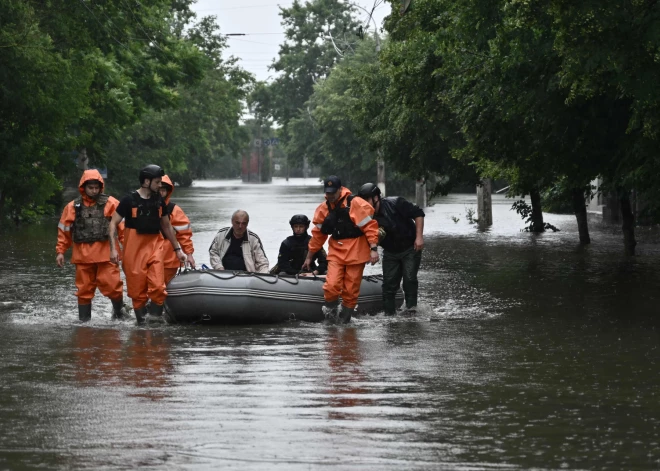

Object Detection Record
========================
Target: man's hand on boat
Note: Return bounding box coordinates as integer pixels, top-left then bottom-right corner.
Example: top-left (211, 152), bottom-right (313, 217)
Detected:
top-left (301, 255), bottom-right (313, 272)
top-left (175, 249), bottom-right (188, 266)
top-left (184, 253), bottom-right (196, 269)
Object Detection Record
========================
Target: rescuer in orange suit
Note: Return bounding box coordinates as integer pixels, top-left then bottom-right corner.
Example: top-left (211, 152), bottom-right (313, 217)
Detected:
top-left (159, 175), bottom-right (196, 285)
top-left (56, 169), bottom-right (127, 322)
top-left (108, 165), bottom-right (187, 324)
top-left (302, 175), bottom-right (379, 323)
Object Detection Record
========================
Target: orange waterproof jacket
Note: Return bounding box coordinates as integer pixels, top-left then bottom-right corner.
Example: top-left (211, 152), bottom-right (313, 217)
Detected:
top-left (56, 169), bottom-right (123, 264)
top-left (160, 175), bottom-right (194, 269)
top-left (308, 186), bottom-right (378, 265)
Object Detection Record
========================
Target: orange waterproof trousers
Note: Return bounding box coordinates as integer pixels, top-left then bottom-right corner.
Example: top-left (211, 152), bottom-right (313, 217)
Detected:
top-left (75, 262), bottom-right (123, 305)
top-left (323, 260), bottom-right (366, 309)
top-left (164, 268), bottom-right (178, 286)
top-left (122, 229), bottom-right (166, 310)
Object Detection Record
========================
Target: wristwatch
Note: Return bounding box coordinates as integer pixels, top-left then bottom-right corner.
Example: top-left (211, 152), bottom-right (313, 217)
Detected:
top-left (370, 246), bottom-right (378, 251)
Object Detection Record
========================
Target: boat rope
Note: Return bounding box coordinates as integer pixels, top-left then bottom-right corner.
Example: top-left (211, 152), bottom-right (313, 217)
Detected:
top-left (175, 265), bottom-right (382, 285)
top-left (199, 268), bottom-right (303, 286)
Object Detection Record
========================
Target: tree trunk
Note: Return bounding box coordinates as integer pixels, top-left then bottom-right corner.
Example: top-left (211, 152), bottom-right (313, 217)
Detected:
top-left (377, 155), bottom-right (386, 197)
top-left (571, 188), bottom-right (590, 244)
top-left (77, 147), bottom-right (88, 171)
top-left (529, 188), bottom-right (544, 232)
top-left (0, 189), bottom-right (5, 216)
top-left (620, 191), bottom-right (637, 256)
top-left (415, 178), bottom-right (427, 209)
top-left (476, 179), bottom-right (492, 226)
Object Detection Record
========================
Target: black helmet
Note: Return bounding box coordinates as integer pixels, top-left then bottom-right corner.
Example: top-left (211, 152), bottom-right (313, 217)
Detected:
top-left (358, 182), bottom-right (381, 199)
top-left (139, 164), bottom-right (165, 183)
top-left (289, 214), bottom-right (310, 227)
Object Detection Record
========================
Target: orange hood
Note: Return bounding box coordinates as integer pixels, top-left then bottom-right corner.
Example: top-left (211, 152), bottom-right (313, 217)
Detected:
top-left (326, 186), bottom-right (352, 208)
top-left (78, 169), bottom-right (105, 203)
top-left (162, 175), bottom-right (174, 204)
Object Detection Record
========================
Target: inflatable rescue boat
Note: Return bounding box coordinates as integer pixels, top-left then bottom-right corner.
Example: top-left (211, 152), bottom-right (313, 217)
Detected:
top-left (165, 270), bottom-right (403, 324)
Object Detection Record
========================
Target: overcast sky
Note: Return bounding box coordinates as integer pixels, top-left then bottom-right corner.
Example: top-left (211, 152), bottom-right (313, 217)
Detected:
top-left (190, 0), bottom-right (391, 82)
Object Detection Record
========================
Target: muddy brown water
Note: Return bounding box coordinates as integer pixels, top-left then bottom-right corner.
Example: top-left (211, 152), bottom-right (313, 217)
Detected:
top-left (1, 179), bottom-right (659, 470)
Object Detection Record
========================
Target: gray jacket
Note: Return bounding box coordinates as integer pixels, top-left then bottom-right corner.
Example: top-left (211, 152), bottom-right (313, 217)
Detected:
top-left (209, 227), bottom-right (270, 273)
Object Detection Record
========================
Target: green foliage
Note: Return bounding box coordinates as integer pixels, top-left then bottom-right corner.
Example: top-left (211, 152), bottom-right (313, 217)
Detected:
top-left (511, 200), bottom-right (560, 233)
top-left (269, 0), bottom-right (360, 130)
top-left (346, 2), bottom-right (477, 191)
top-left (541, 178), bottom-right (582, 215)
top-left (1, 0), bottom-right (248, 220)
top-left (377, 0), bottom-right (660, 228)
top-left (0, 0), bottom-right (88, 221)
top-left (306, 38), bottom-right (381, 188)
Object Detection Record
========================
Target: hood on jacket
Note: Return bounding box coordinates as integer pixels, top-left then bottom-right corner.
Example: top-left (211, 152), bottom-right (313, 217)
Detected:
top-left (78, 169), bottom-right (105, 203)
top-left (326, 186), bottom-right (352, 207)
top-left (161, 175), bottom-right (174, 204)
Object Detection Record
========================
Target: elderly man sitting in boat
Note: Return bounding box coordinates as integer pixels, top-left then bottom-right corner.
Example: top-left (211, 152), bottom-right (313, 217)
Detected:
top-left (209, 210), bottom-right (269, 273)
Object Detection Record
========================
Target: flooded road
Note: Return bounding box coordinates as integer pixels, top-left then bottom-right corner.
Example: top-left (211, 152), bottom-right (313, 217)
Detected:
top-left (2, 179), bottom-right (660, 470)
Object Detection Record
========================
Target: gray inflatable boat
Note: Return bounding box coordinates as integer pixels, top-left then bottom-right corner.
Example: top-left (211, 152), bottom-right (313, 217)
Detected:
top-left (165, 270), bottom-right (403, 324)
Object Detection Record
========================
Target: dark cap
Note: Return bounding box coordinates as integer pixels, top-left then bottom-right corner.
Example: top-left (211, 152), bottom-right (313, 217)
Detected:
top-left (323, 175), bottom-right (342, 193)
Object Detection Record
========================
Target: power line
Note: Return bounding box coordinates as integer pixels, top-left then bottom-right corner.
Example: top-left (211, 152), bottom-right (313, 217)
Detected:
top-left (224, 33), bottom-right (286, 35)
top-left (228, 37), bottom-right (280, 46)
top-left (196, 3), bottom-right (285, 11)
top-left (76, 0), bottom-right (128, 49)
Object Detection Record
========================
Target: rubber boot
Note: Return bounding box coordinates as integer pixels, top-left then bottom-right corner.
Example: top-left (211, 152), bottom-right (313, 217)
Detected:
top-left (78, 304), bottom-right (92, 322)
top-left (134, 306), bottom-right (147, 325)
top-left (110, 298), bottom-right (127, 320)
top-left (147, 302), bottom-right (165, 324)
top-left (339, 305), bottom-right (353, 324)
top-left (382, 296), bottom-right (397, 316)
top-left (322, 299), bottom-right (339, 320)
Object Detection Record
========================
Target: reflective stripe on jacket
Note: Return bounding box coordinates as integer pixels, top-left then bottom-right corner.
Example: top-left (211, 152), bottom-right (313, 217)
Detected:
top-left (308, 187), bottom-right (378, 265)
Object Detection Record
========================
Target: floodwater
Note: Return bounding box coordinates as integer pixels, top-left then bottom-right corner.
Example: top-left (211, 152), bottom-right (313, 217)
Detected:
top-left (1, 178), bottom-right (660, 470)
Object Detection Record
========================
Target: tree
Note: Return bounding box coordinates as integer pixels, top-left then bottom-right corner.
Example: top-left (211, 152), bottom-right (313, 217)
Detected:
top-left (269, 0), bottom-right (360, 167)
top-left (380, 0), bottom-right (632, 243)
top-left (0, 1), bottom-right (90, 221)
top-left (104, 16), bottom-right (253, 191)
top-left (0, 0), bottom-right (210, 222)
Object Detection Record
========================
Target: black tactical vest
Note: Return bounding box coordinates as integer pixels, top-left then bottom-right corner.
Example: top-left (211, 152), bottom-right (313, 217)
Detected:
top-left (126, 191), bottom-right (162, 235)
top-left (283, 236), bottom-right (309, 269)
top-left (71, 195), bottom-right (110, 244)
top-left (321, 195), bottom-right (364, 240)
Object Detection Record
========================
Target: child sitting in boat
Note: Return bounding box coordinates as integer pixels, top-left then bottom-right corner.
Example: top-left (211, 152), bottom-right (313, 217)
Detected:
top-left (272, 214), bottom-right (327, 276)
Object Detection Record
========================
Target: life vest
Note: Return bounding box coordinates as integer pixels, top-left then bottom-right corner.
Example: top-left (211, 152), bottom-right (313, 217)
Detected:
top-left (320, 195), bottom-right (364, 240)
top-left (125, 191), bottom-right (163, 235)
top-left (71, 194), bottom-right (110, 244)
top-left (282, 235), bottom-right (310, 269)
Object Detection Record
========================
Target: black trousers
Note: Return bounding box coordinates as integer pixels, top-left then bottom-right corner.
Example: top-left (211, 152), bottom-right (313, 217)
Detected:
top-left (382, 246), bottom-right (422, 314)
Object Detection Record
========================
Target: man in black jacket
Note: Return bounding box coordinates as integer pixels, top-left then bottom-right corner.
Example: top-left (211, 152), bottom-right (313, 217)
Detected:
top-left (276, 214), bottom-right (328, 276)
top-left (357, 183), bottom-right (425, 314)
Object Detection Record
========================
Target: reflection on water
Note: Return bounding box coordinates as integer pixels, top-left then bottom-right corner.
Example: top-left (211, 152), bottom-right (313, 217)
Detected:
top-left (325, 327), bottom-right (371, 418)
top-left (1, 179), bottom-right (660, 469)
top-left (68, 328), bottom-right (173, 400)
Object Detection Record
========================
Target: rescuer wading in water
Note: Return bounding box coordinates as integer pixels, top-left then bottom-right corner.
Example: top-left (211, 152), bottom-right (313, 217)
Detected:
top-left (108, 165), bottom-right (187, 324)
top-left (56, 169), bottom-right (127, 321)
top-left (159, 175), bottom-right (196, 284)
top-left (302, 176), bottom-right (379, 323)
